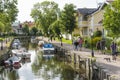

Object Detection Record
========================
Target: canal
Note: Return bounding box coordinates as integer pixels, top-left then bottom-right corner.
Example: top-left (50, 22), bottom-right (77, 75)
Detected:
top-left (0, 40), bottom-right (86, 80)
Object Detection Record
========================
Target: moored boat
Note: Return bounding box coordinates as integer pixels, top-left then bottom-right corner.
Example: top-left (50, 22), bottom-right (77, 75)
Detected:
top-left (11, 48), bottom-right (31, 59)
top-left (4, 55), bottom-right (21, 68)
top-left (43, 43), bottom-right (55, 54)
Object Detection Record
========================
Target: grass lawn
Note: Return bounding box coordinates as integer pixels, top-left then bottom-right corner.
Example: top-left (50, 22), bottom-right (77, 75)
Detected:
top-left (55, 38), bottom-right (72, 44)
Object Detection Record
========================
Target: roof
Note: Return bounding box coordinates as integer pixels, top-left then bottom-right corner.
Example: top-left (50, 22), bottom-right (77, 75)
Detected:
top-left (90, 2), bottom-right (109, 15)
top-left (77, 8), bottom-right (97, 15)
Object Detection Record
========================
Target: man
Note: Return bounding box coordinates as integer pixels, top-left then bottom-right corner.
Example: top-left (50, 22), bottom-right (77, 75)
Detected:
top-left (96, 40), bottom-right (101, 54)
top-left (110, 41), bottom-right (117, 61)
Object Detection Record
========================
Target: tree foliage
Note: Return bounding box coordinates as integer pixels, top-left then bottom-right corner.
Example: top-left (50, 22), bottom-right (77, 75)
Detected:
top-left (0, 21), bottom-right (4, 32)
top-left (94, 30), bottom-right (102, 37)
top-left (61, 4), bottom-right (76, 34)
top-left (103, 0), bottom-right (120, 37)
top-left (31, 1), bottom-right (59, 36)
top-left (0, 0), bottom-right (18, 33)
top-left (30, 27), bottom-right (38, 35)
top-left (49, 20), bottom-right (65, 38)
top-left (22, 24), bottom-right (29, 34)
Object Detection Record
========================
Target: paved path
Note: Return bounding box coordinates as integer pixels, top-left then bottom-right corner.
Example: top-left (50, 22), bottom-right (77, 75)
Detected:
top-left (42, 37), bottom-right (120, 78)
top-left (0, 40), bottom-right (10, 55)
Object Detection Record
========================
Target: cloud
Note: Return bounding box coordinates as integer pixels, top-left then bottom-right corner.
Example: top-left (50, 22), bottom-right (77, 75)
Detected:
top-left (17, 0), bottom-right (104, 22)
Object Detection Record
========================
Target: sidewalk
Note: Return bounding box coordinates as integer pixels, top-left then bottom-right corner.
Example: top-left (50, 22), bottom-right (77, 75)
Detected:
top-left (0, 38), bottom-right (12, 55)
top-left (42, 37), bottom-right (120, 77)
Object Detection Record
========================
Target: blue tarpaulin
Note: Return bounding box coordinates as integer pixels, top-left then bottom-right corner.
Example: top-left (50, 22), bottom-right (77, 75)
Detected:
top-left (43, 43), bottom-right (53, 48)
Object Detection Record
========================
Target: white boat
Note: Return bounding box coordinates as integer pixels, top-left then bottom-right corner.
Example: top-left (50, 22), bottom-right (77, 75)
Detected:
top-left (13, 39), bottom-right (20, 43)
top-left (12, 39), bottom-right (21, 49)
top-left (38, 40), bottom-right (44, 49)
top-left (12, 42), bottom-right (21, 49)
top-left (4, 56), bottom-right (21, 68)
top-left (11, 48), bottom-right (31, 58)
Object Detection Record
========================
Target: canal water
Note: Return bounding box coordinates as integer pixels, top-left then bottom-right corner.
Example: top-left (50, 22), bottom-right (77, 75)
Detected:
top-left (0, 42), bottom-right (86, 80)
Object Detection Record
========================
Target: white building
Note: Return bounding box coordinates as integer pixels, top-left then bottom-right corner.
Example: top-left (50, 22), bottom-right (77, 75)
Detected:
top-left (12, 21), bottom-right (23, 34)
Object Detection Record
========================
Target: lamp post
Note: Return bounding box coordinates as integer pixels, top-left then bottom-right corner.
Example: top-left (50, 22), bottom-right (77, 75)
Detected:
top-left (91, 32), bottom-right (94, 57)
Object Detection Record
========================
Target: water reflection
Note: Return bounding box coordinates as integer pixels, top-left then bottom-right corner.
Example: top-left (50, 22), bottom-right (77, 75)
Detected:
top-left (0, 43), bottom-right (84, 80)
top-left (31, 51), bottom-right (79, 80)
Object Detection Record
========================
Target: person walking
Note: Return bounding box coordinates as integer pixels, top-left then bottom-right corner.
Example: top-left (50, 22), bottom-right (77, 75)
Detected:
top-left (78, 37), bottom-right (83, 51)
top-left (96, 40), bottom-right (101, 54)
top-left (110, 41), bottom-right (117, 61)
top-left (73, 39), bottom-right (79, 51)
top-left (101, 38), bottom-right (106, 54)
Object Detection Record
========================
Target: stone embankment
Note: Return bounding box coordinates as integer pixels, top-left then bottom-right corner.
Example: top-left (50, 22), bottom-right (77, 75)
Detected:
top-left (41, 37), bottom-right (120, 80)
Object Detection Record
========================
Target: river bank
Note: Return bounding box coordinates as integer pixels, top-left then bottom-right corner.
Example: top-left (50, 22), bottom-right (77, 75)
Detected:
top-left (42, 37), bottom-right (120, 80)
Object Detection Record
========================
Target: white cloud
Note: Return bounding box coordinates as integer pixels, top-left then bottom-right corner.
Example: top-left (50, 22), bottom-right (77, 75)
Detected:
top-left (17, 0), bottom-right (104, 22)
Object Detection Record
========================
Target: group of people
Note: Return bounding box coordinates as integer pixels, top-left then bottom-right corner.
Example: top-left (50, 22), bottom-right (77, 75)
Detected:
top-left (73, 37), bottom-right (83, 51)
top-left (96, 39), bottom-right (106, 54)
top-left (73, 37), bottom-right (118, 61)
top-left (96, 40), bottom-right (118, 61)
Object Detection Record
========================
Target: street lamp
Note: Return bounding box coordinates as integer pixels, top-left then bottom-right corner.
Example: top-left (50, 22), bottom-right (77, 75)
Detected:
top-left (91, 32), bottom-right (94, 57)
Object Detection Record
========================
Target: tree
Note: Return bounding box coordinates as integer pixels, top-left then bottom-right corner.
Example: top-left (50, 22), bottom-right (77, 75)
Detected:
top-left (22, 24), bottom-right (29, 35)
top-left (31, 1), bottom-right (59, 36)
top-left (30, 27), bottom-right (38, 35)
top-left (0, 21), bottom-right (4, 32)
top-left (49, 20), bottom-right (65, 39)
top-left (103, 0), bottom-right (120, 38)
top-left (61, 4), bottom-right (76, 35)
top-left (0, 0), bottom-right (18, 34)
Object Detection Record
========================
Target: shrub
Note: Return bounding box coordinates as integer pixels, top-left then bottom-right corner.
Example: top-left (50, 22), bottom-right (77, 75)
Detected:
top-left (92, 37), bottom-right (102, 47)
top-left (117, 41), bottom-right (120, 51)
top-left (0, 38), bottom-right (4, 41)
top-left (83, 37), bottom-right (91, 48)
top-left (94, 30), bottom-right (102, 37)
top-left (72, 33), bottom-right (80, 37)
top-left (105, 38), bottom-right (113, 50)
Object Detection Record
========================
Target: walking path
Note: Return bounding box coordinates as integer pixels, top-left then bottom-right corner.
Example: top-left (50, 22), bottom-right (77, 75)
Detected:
top-left (0, 39), bottom-right (11, 55)
top-left (41, 37), bottom-right (120, 79)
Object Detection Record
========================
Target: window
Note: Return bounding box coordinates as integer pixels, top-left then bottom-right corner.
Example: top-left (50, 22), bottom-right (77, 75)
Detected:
top-left (83, 15), bottom-right (87, 21)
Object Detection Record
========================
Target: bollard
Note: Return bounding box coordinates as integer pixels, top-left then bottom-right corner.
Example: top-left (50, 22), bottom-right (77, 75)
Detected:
top-left (78, 55), bottom-right (81, 68)
top-left (74, 53), bottom-right (76, 64)
top-left (1, 41), bottom-right (3, 50)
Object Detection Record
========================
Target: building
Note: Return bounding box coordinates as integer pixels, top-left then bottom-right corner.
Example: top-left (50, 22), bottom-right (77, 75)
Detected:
top-left (77, 0), bottom-right (113, 37)
top-left (23, 21), bottom-right (35, 28)
top-left (12, 21), bottom-right (23, 34)
top-left (77, 8), bottom-right (97, 37)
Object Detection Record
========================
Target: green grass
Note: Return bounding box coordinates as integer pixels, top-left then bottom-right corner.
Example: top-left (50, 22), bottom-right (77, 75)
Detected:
top-left (55, 38), bottom-right (72, 44)
top-left (0, 37), bottom-right (4, 41)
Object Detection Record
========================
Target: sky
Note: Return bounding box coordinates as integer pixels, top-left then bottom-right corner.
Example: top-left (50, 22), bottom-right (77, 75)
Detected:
top-left (17, 0), bottom-right (105, 22)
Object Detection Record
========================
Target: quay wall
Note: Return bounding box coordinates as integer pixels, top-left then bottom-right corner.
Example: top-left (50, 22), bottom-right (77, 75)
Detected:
top-left (49, 41), bottom-right (120, 80)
